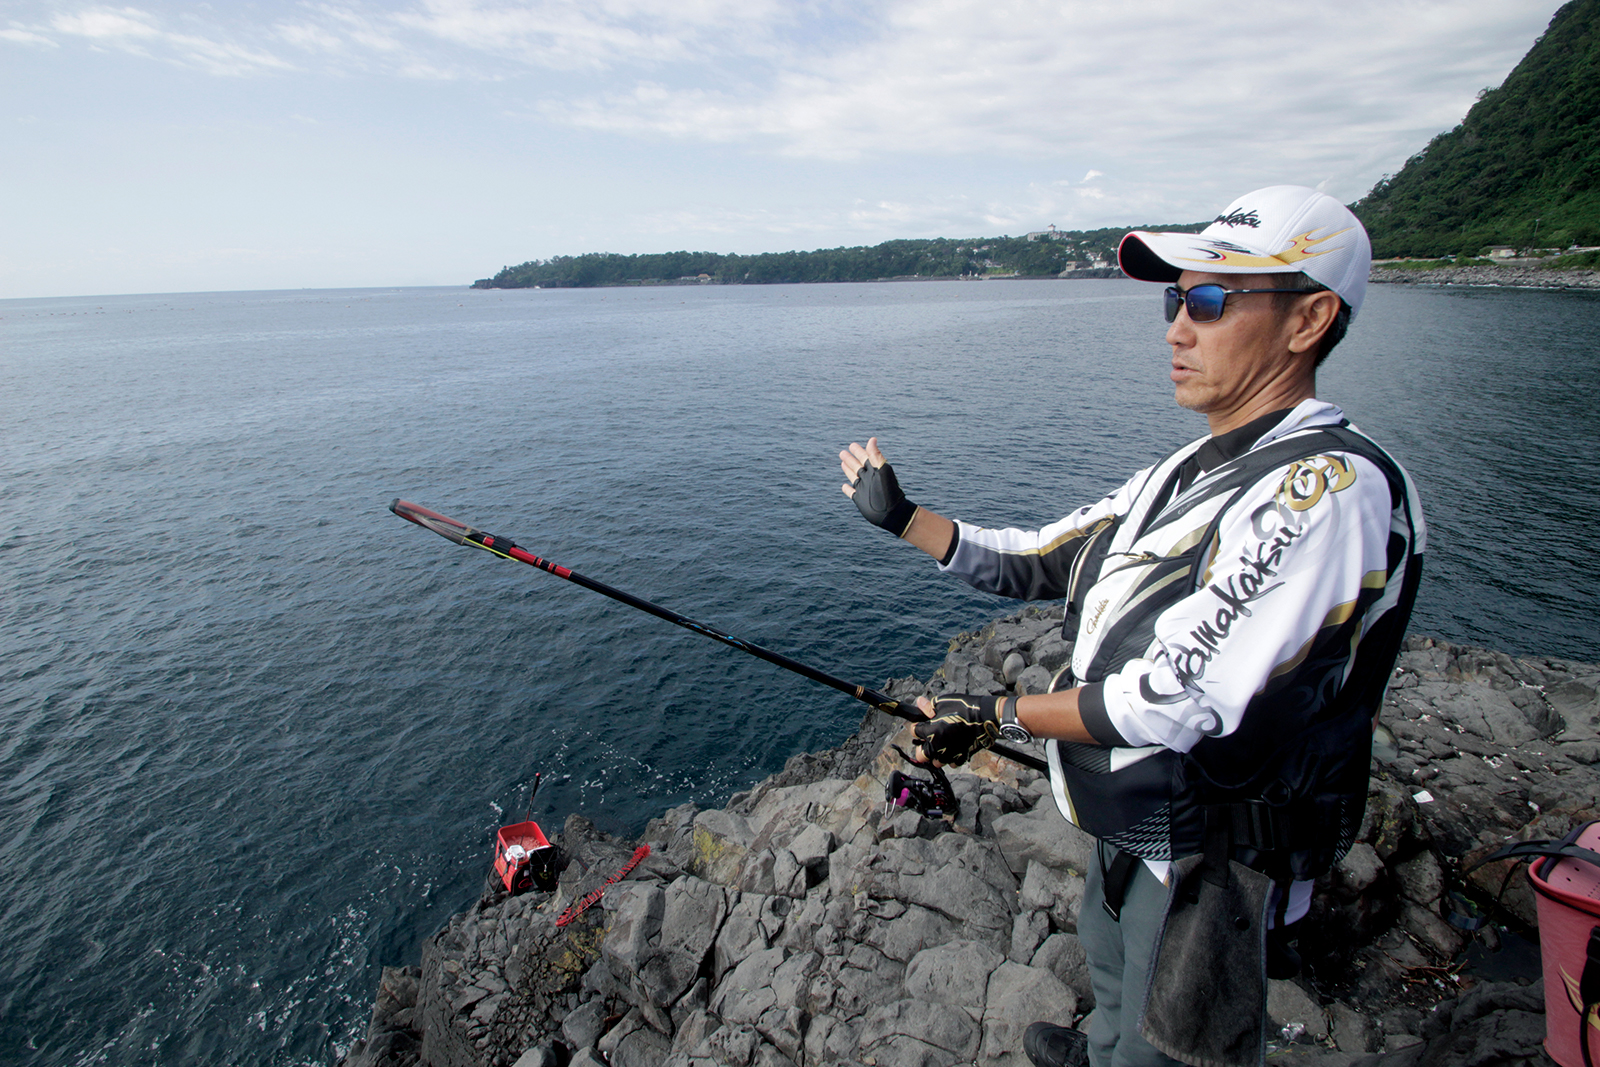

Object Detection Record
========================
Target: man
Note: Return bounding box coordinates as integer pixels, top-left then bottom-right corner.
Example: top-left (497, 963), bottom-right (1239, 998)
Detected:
top-left (838, 186), bottom-right (1424, 1067)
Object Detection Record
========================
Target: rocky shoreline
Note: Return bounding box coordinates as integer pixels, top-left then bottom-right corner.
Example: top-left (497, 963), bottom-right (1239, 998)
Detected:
top-left (344, 610), bottom-right (1599, 1067)
top-left (1370, 264), bottom-right (1600, 289)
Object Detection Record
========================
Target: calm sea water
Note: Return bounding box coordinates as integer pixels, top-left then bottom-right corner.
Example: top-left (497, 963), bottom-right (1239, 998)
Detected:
top-left (2, 279), bottom-right (1596, 1065)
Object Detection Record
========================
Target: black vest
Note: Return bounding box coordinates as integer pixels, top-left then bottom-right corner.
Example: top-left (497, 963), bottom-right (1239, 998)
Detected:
top-left (1047, 425), bottom-right (1423, 880)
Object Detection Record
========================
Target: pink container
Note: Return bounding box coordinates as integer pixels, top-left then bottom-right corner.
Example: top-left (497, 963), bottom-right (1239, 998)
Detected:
top-left (1529, 820), bottom-right (1600, 1067)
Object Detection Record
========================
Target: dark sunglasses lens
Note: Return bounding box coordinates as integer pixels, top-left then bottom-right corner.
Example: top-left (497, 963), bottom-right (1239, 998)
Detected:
top-left (1163, 287), bottom-right (1182, 322)
top-left (1186, 285), bottom-right (1227, 323)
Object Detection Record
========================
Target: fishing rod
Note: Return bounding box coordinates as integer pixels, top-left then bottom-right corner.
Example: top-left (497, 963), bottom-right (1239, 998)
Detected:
top-left (389, 499), bottom-right (1048, 773)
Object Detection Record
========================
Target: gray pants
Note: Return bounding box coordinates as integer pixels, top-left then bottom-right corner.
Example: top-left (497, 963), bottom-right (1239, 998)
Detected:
top-left (1079, 844), bottom-right (1185, 1067)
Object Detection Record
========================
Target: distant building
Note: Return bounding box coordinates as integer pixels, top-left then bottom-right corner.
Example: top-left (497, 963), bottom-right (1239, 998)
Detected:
top-left (1487, 246), bottom-right (1517, 259)
top-left (1026, 225), bottom-right (1068, 242)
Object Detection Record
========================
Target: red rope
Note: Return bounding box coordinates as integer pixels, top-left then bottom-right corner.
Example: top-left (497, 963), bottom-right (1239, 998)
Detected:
top-left (555, 844), bottom-right (651, 927)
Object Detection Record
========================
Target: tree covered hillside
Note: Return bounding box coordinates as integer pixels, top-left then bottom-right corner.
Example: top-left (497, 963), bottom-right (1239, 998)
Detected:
top-left (1353, 0), bottom-right (1600, 258)
top-left (472, 225), bottom-right (1201, 289)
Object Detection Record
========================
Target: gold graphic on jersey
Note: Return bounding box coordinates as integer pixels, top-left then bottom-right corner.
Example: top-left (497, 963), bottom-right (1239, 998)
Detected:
top-left (1276, 455), bottom-right (1356, 512)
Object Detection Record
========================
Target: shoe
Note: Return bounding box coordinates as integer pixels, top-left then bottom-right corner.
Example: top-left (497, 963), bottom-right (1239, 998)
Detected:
top-left (1023, 1021), bottom-right (1089, 1067)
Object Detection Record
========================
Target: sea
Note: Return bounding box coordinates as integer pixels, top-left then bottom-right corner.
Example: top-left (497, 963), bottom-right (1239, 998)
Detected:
top-left (2, 278), bottom-right (1597, 1065)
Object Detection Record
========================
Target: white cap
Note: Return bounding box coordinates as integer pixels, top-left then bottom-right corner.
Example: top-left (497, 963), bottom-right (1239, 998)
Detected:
top-left (1118, 185), bottom-right (1371, 318)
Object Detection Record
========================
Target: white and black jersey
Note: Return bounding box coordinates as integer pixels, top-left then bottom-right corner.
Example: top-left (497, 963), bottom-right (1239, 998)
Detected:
top-left (940, 399), bottom-right (1426, 879)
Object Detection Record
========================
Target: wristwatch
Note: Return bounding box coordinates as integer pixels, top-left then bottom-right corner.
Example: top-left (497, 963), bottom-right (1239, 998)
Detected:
top-left (998, 697), bottom-right (1033, 743)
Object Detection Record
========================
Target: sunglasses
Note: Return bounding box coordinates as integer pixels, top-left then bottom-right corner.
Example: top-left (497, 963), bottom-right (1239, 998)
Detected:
top-left (1163, 283), bottom-right (1314, 324)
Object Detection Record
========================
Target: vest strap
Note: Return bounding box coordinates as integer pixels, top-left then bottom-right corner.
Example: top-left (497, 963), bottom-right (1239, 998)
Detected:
top-left (1100, 845), bottom-right (1140, 922)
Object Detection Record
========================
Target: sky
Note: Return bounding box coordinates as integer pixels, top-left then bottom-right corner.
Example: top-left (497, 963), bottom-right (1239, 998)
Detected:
top-left (0, 0), bottom-right (1569, 299)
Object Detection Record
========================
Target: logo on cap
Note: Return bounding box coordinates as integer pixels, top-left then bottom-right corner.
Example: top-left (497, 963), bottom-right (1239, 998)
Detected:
top-left (1181, 228), bottom-right (1351, 269)
top-left (1213, 209), bottom-right (1261, 229)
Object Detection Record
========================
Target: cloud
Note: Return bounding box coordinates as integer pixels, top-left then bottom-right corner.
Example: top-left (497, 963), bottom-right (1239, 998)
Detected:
top-left (46, 6), bottom-right (296, 75)
top-left (623, 194), bottom-right (1015, 248)
top-left (519, 0), bottom-right (1551, 223)
top-left (51, 7), bottom-right (162, 40)
top-left (7, 0), bottom-right (1564, 249)
top-left (534, 0), bottom-right (1545, 172)
top-left (0, 26), bottom-right (57, 47)
top-left (252, 0), bottom-right (812, 79)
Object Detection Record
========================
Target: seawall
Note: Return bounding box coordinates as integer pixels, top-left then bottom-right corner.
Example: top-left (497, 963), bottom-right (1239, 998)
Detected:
top-left (1370, 264), bottom-right (1600, 289)
top-left (343, 607), bottom-right (1600, 1067)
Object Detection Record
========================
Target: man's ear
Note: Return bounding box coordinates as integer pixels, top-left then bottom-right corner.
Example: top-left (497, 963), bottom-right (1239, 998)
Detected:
top-left (1286, 291), bottom-right (1341, 355)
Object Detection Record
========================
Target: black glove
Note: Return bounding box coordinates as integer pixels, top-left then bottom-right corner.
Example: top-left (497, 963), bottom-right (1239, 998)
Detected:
top-left (913, 694), bottom-right (1002, 765)
top-left (853, 460), bottom-right (918, 537)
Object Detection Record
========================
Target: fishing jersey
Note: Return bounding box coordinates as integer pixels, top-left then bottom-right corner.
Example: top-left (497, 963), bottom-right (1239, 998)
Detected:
top-left (940, 399), bottom-right (1426, 877)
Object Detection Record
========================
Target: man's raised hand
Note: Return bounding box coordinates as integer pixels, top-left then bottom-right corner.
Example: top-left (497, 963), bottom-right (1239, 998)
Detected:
top-left (839, 436), bottom-right (918, 537)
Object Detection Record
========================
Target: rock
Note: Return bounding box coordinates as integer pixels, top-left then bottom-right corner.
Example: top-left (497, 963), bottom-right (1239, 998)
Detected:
top-left (858, 902), bottom-right (967, 964)
top-left (1031, 934), bottom-right (1093, 1005)
top-left (1362, 777), bottom-right (1420, 860)
top-left (630, 876), bottom-right (727, 1017)
top-left (816, 943), bottom-right (906, 1020)
top-left (706, 1022), bottom-right (762, 1065)
top-left (667, 1007), bottom-right (718, 1058)
top-left (690, 809), bottom-right (756, 886)
top-left (1336, 842), bottom-right (1384, 893)
top-left (715, 893), bottom-right (777, 980)
top-left (771, 848), bottom-right (807, 898)
top-left (1014, 663), bottom-right (1054, 696)
top-left (561, 999), bottom-right (605, 1050)
top-left (1029, 632), bottom-right (1074, 673)
top-left (903, 939), bottom-right (1005, 1008)
top-left (983, 962), bottom-right (1077, 1065)
top-left (1400, 901), bottom-right (1466, 959)
top-left (835, 833), bottom-right (1017, 938)
top-left (991, 802), bottom-right (1094, 878)
top-left (858, 998), bottom-right (982, 1065)
top-left (596, 1007), bottom-right (646, 1059)
top-left (983, 623), bottom-right (1044, 665)
top-left (1393, 851), bottom-right (1443, 905)
top-left (1328, 1003), bottom-right (1380, 1054)
top-left (611, 1023), bottom-right (673, 1067)
top-left (1010, 910), bottom-right (1050, 964)
top-left (787, 823), bottom-right (835, 869)
top-left (510, 1046), bottom-right (559, 1067)
top-left (1547, 678), bottom-right (1598, 723)
top-left (739, 849), bottom-right (779, 895)
top-left (1019, 860), bottom-right (1085, 932)
top-left (342, 964), bottom-right (423, 1067)
top-left (1002, 651), bottom-right (1028, 685)
top-left (711, 946), bottom-right (786, 1024)
top-left (600, 884), bottom-right (664, 985)
top-left (804, 1014), bottom-right (860, 1065)
top-left (360, 635), bottom-right (1599, 1067)
top-left (1267, 979), bottom-right (1327, 1042)
top-left (1562, 740), bottom-right (1600, 764)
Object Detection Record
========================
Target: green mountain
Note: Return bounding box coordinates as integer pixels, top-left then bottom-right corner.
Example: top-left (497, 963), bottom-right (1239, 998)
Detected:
top-left (1353, 0), bottom-right (1600, 258)
top-left (472, 225), bottom-right (1202, 289)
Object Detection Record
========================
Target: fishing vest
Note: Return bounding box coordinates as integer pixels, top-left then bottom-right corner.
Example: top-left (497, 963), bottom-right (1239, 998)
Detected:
top-left (1045, 424), bottom-right (1423, 881)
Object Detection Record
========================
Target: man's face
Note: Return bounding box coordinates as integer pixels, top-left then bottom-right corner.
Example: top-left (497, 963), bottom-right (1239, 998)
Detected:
top-left (1164, 270), bottom-right (1307, 429)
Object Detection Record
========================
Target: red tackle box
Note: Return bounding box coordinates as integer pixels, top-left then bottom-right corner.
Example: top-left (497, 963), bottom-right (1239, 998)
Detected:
top-left (494, 820), bottom-right (556, 894)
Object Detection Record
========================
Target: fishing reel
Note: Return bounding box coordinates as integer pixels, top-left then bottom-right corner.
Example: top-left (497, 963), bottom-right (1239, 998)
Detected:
top-left (885, 745), bottom-right (960, 819)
